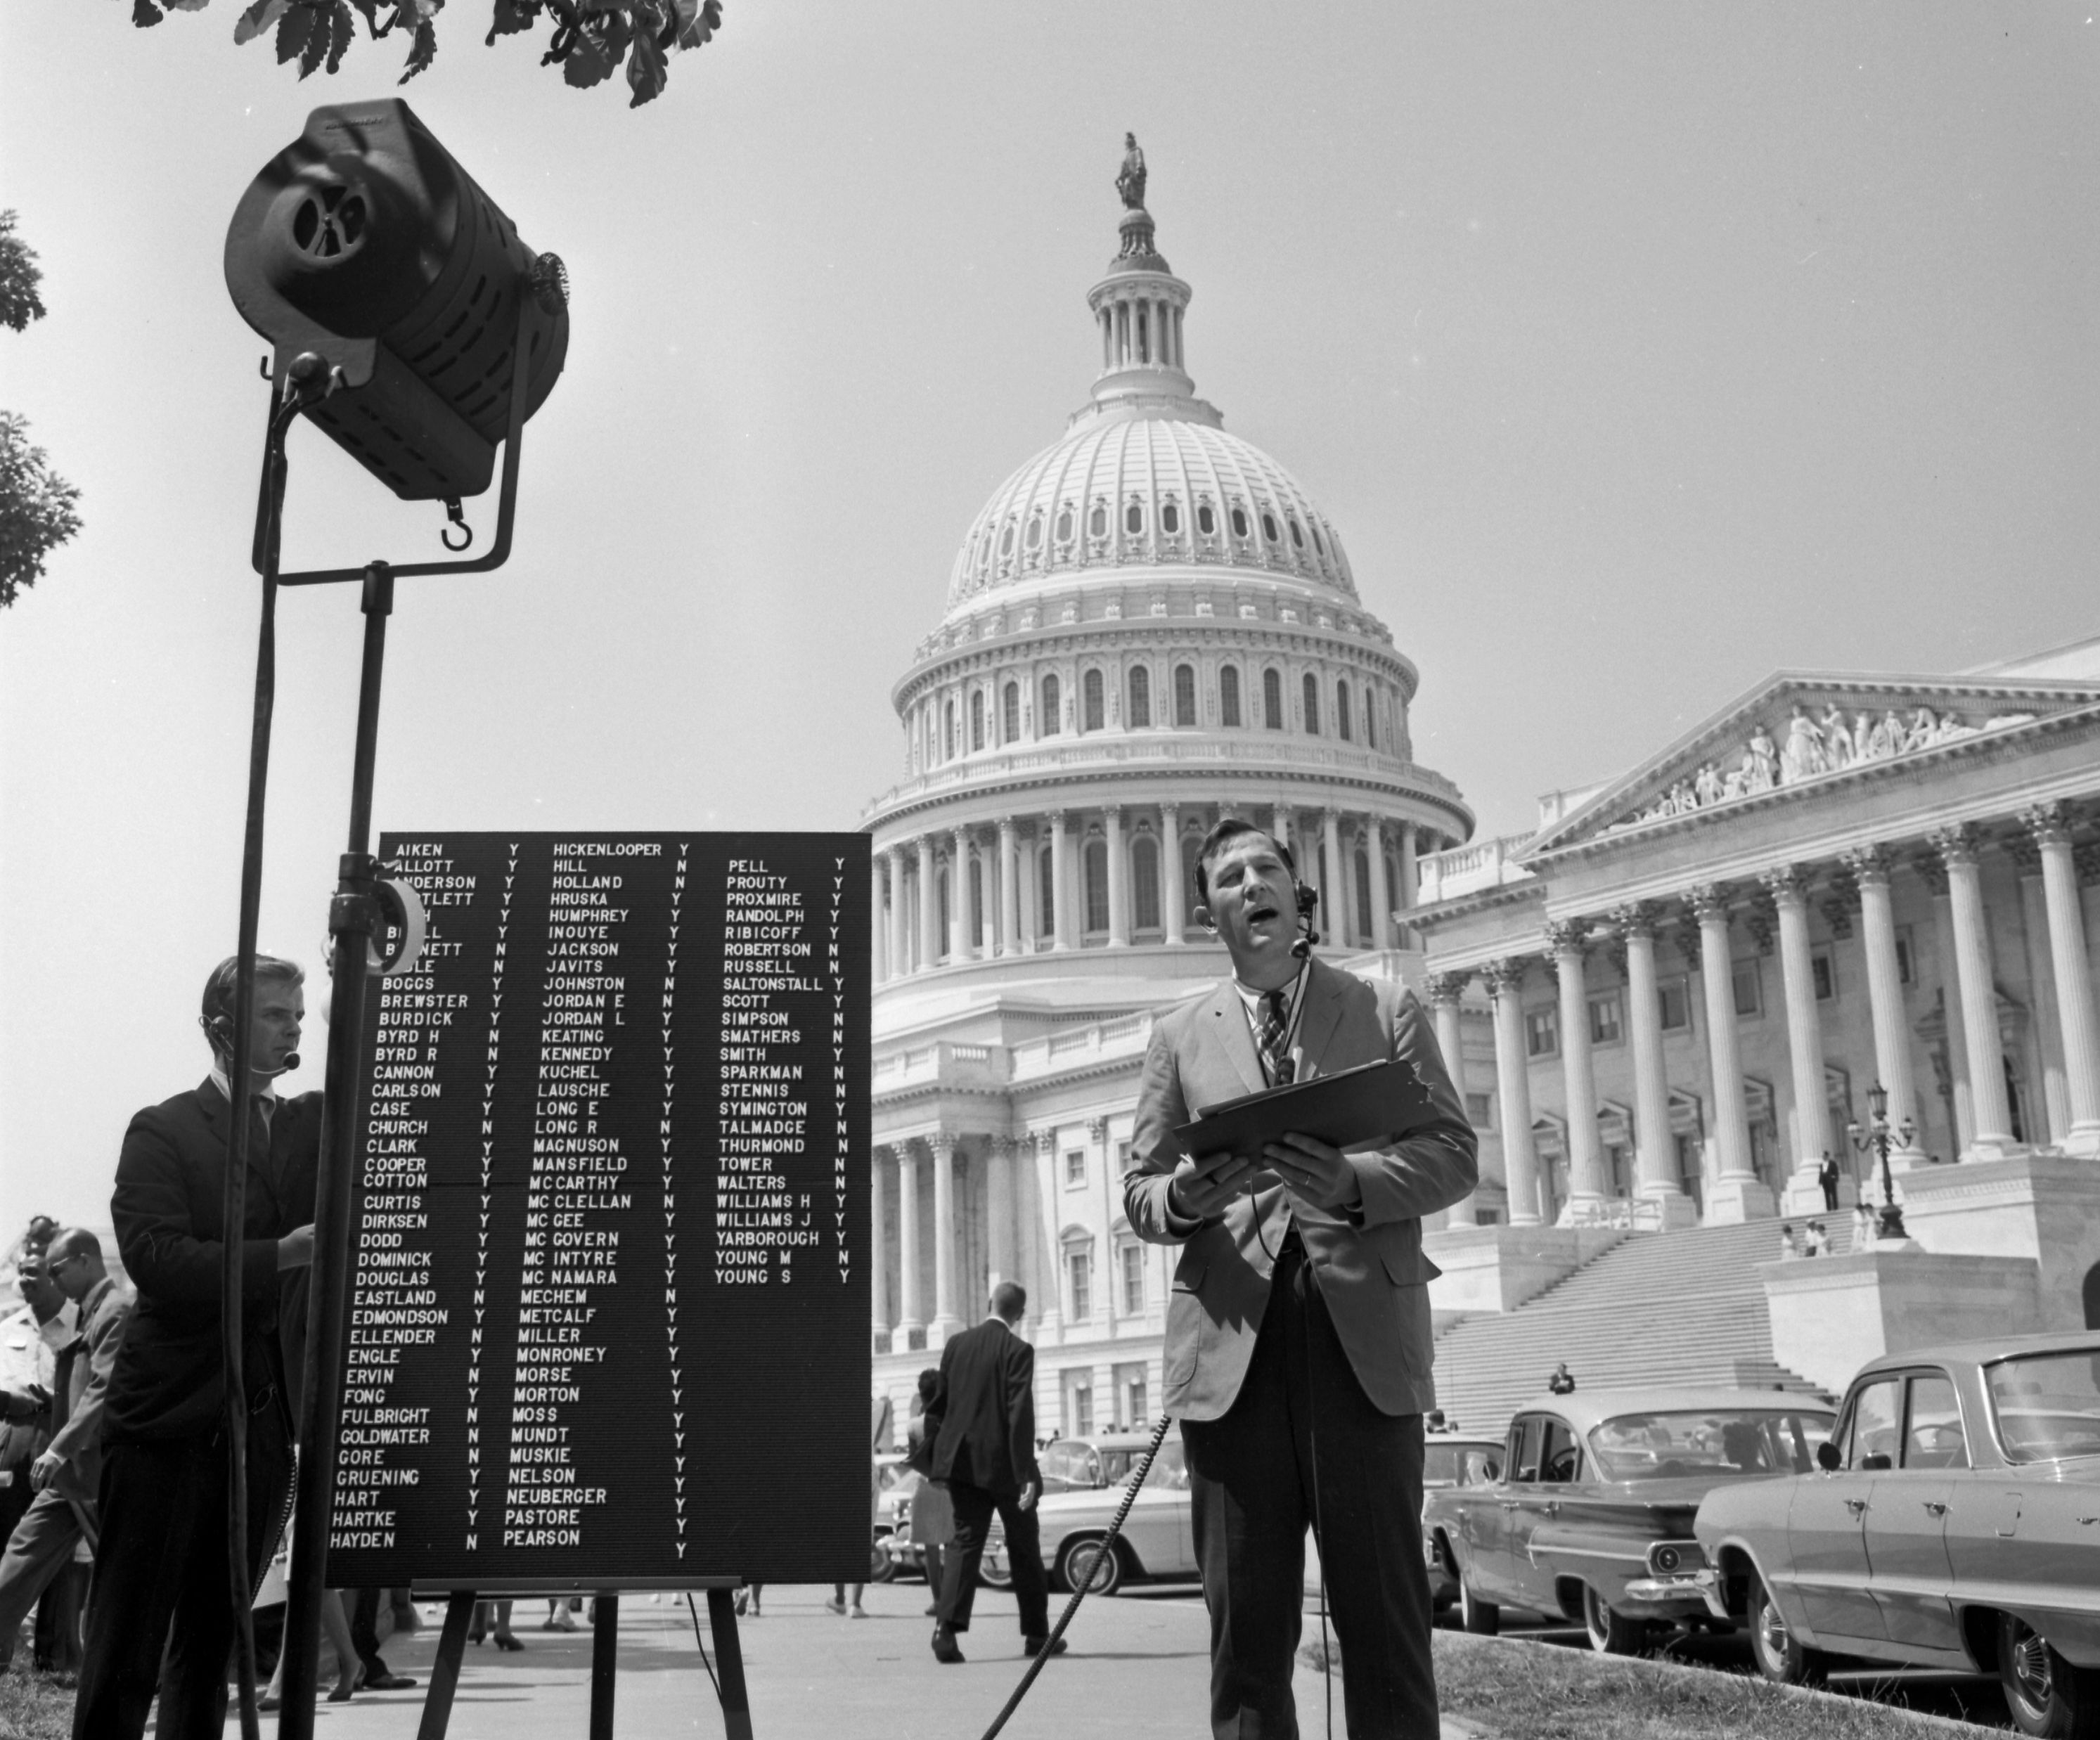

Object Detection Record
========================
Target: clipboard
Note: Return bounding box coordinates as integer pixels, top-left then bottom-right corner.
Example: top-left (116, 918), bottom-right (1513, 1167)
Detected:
top-left (1173, 1056), bottom-right (1442, 1167)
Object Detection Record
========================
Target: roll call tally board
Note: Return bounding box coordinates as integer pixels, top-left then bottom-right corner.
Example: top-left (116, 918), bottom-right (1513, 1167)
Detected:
top-left (324, 832), bottom-right (871, 1590)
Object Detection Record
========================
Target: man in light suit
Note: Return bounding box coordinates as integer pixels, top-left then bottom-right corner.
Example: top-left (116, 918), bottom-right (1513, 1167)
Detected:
top-left (0, 1226), bottom-right (129, 1673)
top-left (1128, 819), bottom-right (1476, 1738)
top-left (925, 1281), bottom-right (1054, 1665)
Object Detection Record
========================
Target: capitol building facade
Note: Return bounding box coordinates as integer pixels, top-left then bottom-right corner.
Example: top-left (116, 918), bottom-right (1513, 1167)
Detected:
top-left (860, 183), bottom-right (1477, 1433)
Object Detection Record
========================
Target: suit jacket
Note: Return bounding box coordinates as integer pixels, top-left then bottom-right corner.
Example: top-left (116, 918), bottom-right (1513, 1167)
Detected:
top-left (46, 1275), bottom-right (129, 1500)
top-left (927, 1318), bottom-right (1041, 1498)
top-left (1126, 957), bottom-right (1477, 1422)
top-left (103, 1078), bottom-right (321, 1444)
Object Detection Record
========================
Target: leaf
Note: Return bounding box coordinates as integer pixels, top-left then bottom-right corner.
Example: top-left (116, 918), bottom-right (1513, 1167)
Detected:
top-left (676, 0), bottom-right (719, 50)
top-left (163, 0), bottom-right (214, 11)
top-left (131, 0), bottom-right (166, 27)
top-left (233, 0), bottom-right (291, 44)
top-left (324, 0), bottom-right (356, 72)
top-left (626, 20), bottom-right (666, 105)
top-left (276, 3), bottom-right (314, 63)
top-left (397, 15), bottom-right (437, 79)
top-left (487, 0), bottom-right (539, 41)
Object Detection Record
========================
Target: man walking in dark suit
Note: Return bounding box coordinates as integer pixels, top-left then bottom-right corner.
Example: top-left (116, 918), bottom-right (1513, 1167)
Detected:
top-left (1128, 819), bottom-right (1477, 1738)
top-left (925, 1281), bottom-right (1057, 1665)
top-left (72, 956), bottom-right (319, 1740)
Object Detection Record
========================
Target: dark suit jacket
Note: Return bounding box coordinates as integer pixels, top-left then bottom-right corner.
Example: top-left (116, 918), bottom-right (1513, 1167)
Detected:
top-left (103, 1078), bottom-right (321, 1444)
top-left (1126, 958), bottom-right (1477, 1422)
top-left (927, 1318), bottom-right (1040, 1498)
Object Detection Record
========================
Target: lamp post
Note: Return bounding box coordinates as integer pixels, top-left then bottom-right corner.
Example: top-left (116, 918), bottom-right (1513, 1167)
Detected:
top-left (1846, 1081), bottom-right (1916, 1244)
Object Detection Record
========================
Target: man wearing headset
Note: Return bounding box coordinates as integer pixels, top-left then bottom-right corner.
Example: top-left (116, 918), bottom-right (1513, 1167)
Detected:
top-left (74, 956), bottom-right (320, 1740)
top-left (1128, 820), bottom-right (1476, 1739)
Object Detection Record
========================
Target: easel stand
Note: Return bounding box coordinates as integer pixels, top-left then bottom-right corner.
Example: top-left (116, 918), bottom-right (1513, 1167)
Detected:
top-left (411, 1588), bottom-right (754, 1740)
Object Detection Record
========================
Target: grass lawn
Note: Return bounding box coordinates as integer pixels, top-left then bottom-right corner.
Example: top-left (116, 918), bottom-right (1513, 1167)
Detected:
top-left (0, 1668), bottom-right (73, 1740)
top-left (1425, 1632), bottom-right (1971, 1740)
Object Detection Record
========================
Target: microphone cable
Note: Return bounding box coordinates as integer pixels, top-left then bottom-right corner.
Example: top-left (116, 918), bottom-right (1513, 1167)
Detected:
top-left (977, 1409), bottom-right (1175, 1740)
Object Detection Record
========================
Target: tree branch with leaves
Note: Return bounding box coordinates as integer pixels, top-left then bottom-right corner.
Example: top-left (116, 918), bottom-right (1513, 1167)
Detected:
top-left (131, 0), bottom-right (723, 107)
top-left (0, 214), bottom-right (81, 610)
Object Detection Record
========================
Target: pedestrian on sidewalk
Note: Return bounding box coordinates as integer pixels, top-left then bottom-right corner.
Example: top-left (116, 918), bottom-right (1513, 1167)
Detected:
top-left (1817, 1152), bottom-right (1841, 1212)
top-left (925, 1284), bottom-right (1053, 1665)
top-left (905, 1370), bottom-right (954, 1616)
top-left (1547, 1362), bottom-right (1576, 1396)
top-left (827, 1391), bottom-right (891, 1618)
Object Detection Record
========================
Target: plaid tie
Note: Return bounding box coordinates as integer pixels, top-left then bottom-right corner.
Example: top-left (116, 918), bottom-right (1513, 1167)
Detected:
top-left (1257, 989), bottom-right (1294, 1085)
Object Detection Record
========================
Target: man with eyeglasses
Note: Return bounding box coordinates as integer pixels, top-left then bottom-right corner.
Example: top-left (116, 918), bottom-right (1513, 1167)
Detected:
top-left (0, 1228), bottom-right (129, 1675)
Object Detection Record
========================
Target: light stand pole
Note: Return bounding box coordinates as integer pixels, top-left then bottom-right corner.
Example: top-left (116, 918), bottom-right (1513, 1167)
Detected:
top-left (1846, 1081), bottom-right (1917, 1245)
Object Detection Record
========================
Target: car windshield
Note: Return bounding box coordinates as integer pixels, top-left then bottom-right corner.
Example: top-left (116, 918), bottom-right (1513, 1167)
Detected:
top-left (1121, 1439), bottom-right (1187, 1491)
top-left (1424, 1443), bottom-right (1500, 1486)
top-left (1986, 1352), bottom-right (2100, 1463)
top-left (1587, 1410), bottom-right (1834, 1481)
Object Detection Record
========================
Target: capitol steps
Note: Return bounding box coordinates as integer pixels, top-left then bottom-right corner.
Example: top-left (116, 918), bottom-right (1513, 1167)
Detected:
top-left (1429, 1218), bottom-right (1853, 1437)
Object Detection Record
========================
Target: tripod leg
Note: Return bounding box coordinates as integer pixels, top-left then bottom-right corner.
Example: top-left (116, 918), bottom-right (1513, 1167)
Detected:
top-left (589, 1593), bottom-right (619, 1740)
top-left (704, 1589), bottom-right (755, 1740)
top-left (415, 1592), bottom-right (476, 1740)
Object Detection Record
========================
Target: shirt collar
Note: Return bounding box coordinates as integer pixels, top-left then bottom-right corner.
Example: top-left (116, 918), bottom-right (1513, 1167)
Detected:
top-left (1231, 972), bottom-right (1303, 1023)
top-left (210, 1064), bottom-right (278, 1110)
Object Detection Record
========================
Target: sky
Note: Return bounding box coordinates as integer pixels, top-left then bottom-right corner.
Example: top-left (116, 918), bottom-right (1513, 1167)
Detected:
top-left (4, 3), bottom-right (2100, 1232)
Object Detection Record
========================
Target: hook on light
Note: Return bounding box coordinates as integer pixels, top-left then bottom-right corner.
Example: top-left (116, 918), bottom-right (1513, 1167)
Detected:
top-left (439, 497), bottom-right (474, 552)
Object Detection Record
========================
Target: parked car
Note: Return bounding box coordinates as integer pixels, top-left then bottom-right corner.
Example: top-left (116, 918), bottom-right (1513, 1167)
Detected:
top-left (1694, 1332), bottom-right (2100, 1738)
top-left (870, 1453), bottom-right (918, 1583)
top-left (1424, 1388), bottom-right (1835, 1653)
top-left (977, 1431), bottom-right (1187, 1593)
top-left (1421, 1430), bottom-right (1506, 1613)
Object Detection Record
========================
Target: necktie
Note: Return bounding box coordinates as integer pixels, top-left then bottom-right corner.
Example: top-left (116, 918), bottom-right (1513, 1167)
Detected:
top-left (1257, 989), bottom-right (1294, 1085)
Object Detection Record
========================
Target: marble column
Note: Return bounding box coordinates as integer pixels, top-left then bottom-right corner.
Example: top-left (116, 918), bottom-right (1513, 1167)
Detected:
top-left (1424, 973), bottom-right (1477, 1225)
top-left (2027, 804), bottom-right (2100, 1154)
top-left (870, 860), bottom-right (889, 984)
top-left (1547, 920), bottom-right (1609, 1218)
top-left (870, 1148), bottom-right (891, 1347)
top-left (979, 828), bottom-right (998, 955)
top-left (895, 1142), bottom-right (923, 1341)
top-left (1483, 958), bottom-right (1542, 1226)
top-left (1161, 804), bottom-right (1186, 945)
top-left (1690, 885), bottom-right (1772, 1220)
top-left (1398, 823), bottom-right (1419, 946)
top-left (1366, 818), bottom-right (1393, 949)
top-left (2009, 832), bottom-right (2071, 1145)
top-left (1843, 846), bottom-right (1927, 1159)
top-left (1914, 849), bottom-right (1976, 1154)
top-left (1931, 825), bottom-right (2022, 1156)
top-left (1765, 866), bottom-right (1838, 1208)
top-left (986, 1135), bottom-right (1017, 1291)
top-left (1049, 811), bottom-right (1074, 950)
top-left (1105, 805), bottom-right (1131, 946)
top-left (929, 1133), bottom-right (963, 1341)
top-left (1610, 903), bottom-right (1689, 1216)
top-left (998, 818), bottom-right (1021, 958)
top-left (1322, 812), bottom-right (1346, 939)
top-left (887, 846), bottom-right (910, 979)
top-left (1019, 824), bottom-right (1040, 953)
top-left (1031, 1130), bottom-right (1062, 1338)
top-left (915, 836), bottom-right (938, 972)
top-left (1090, 1118), bottom-right (1116, 1327)
top-left (1273, 806), bottom-right (1293, 858)
top-left (950, 828), bottom-right (975, 963)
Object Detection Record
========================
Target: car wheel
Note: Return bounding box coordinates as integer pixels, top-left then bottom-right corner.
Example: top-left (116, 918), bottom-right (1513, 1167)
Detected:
top-left (1746, 1568), bottom-right (1825, 1687)
top-left (1057, 1537), bottom-right (1124, 1598)
top-left (1457, 1567), bottom-right (1499, 1636)
top-left (1581, 1583), bottom-right (1648, 1656)
top-left (979, 1534), bottom-right (1014, 1592)
top-left (1999, 1611), bottom-right (2100, 1738)
top-left (868, 1540), bottom-right (891, 1580)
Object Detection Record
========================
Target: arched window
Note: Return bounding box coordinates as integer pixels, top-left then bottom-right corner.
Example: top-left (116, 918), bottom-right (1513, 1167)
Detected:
top-left (1230, 505), bottom-right (1249, 540)
top-left (1124, 501), bottom-right (1144, 536)
top-left (999, 522), bottom-right (1015, 557)
top-left (1133, 834), bottom-right (1161, 932)
top-left (1041, 673), bottom-right (1061, 737)
top-left (1161, 501), bottom-right (1180, 535)
top-left (1288, 518), bottom-right (1304, 548)
top-left (1128, 666), bottom-right (1151, 728)
top-left (1197, 503), bottom-right (1216, 536)
top-left (1303, 673), bottom-right (1321, 735)
top-left (1083, 839), bottom-right (1109, 934)
top-left (1219, 665), bottom-right (1242, 728)
top-left (970, 690), bottom-right (986, 752)
top-left (1025, 514), bottom-right (1043, 550)
top-left (1003, 681), bottom-right (1020, 744)
top-left (1038, 843), bottom-right (1056, 939)
top-left (1363, 685), bottom-right (1376, 750)
top-left (1336, 680), bottom-right (1352, 742)
top-left (1262, 511), bottom-right (1280, 543)
top-left (1263, 668), bottom-right (1284, 730)
top-left (1354, 847), bottom-right (1372, 941)
top-left (1311, 524), bottom-right (1326, 555)
top-left (937, 867), bottom-right (951, 958)
top-left (1055, 505), bottom-right (1074, 543)
top-left (1171, 664), bottom-right (1196, 726)
top-left (1089, 503), bottom-right (1108, 537)
top-left (943, 700), bottom-right (957, 759)
top-left (970, 856), bottom-right (985, 943)
top-left (1082, 669), bottom-right (1104, 733)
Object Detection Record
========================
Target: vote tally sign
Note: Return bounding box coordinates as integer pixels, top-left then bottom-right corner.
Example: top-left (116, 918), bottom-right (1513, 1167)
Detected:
top-left (324, 832), bottom-right (872, 1588)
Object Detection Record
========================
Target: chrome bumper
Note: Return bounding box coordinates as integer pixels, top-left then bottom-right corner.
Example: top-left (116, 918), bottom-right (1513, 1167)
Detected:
top-left (1622, 1571), bottom-right (1715, 1610)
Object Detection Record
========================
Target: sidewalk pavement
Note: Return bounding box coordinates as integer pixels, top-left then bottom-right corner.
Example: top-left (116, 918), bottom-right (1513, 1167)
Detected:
top-left (245, 1581), bottom-right (1473, 1739)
